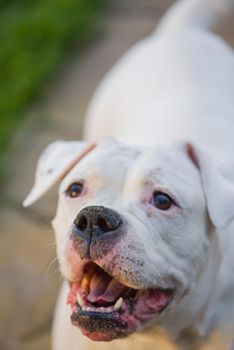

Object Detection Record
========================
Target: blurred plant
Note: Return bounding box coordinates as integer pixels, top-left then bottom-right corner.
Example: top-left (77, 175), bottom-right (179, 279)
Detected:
top-left (0, 0), bottom-right (105, 162)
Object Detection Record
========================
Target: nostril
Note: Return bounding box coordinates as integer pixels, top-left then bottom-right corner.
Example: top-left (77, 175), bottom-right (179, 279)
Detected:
top-left (97, 216), bottom-right (109, 232)
top-left (76, 215), bottom-right (88, 231)
top-left (97, 215), bottom-right (121, 232)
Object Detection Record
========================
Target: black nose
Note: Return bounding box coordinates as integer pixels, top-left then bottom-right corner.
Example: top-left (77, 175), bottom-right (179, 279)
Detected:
top-left (73, 206), bottom-right (121, 239)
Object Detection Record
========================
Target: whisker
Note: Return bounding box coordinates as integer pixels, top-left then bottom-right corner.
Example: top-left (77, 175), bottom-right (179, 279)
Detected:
top-left (45, 256), bottom-right (59, 280)
top-left (45, 267), bottom-right (60, 281)
top-left (44, 241), bottom-right (56, 248)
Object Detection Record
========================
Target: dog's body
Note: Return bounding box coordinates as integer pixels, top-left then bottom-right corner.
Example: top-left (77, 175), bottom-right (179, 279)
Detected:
top-left (24, 0), bottom-right (234, 349)
top-left (84, 0), bottom-right (234, 156)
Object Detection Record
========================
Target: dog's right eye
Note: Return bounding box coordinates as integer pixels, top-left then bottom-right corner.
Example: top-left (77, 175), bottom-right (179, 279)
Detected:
top-left (66, 182), bottom-right (83, 198)
top-left (152, 192), bottom-right (174, 210)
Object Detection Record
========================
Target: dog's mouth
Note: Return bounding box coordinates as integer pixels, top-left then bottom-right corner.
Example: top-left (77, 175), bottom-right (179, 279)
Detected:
top-left (67, 261), bottom-right (174, 341)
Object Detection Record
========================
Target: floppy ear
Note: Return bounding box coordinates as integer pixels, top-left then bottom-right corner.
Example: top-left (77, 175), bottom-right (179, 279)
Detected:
top-left (184, 143), bottom-right (234, 229)
top-left (23, 141), bottom-right (95, 207)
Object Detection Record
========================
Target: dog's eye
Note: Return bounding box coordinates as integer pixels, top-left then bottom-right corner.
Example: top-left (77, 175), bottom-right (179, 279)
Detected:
top-left (66, 183), bottom-right (83, 198)
top-left (153, 192), bottom-right (174, 210)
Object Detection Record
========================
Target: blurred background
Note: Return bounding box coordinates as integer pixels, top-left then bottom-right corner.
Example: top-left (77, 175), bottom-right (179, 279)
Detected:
top-left (0, 1), bottom-right (233, 349)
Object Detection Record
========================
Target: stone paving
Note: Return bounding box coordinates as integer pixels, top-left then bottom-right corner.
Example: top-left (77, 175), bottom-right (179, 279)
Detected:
top-left (0, 1), bottom-right (233, 349)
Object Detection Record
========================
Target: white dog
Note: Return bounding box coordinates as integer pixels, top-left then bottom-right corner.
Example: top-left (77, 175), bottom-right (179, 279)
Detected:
top-left (24, 0), bottom-right (234, 349)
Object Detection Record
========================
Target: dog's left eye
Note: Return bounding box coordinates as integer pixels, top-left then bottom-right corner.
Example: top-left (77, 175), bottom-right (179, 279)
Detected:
top-left (152, 192), bottom-right (174, 210)
top-left (66, 182), bottom-right (83, 198)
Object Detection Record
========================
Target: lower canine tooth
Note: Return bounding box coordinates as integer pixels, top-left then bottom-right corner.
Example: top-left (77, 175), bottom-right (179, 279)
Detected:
top-left (77, 293), bottom-right (85, 307)
top-left (114, 297), bottom-right (123, 310)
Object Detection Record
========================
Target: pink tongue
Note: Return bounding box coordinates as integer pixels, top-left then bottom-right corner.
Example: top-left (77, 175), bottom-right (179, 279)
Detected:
top-left (87, 272), bottom-right (128, 304)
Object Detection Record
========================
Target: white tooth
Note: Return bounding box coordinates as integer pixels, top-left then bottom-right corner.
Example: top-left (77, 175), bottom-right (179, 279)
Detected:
top-left (77, 293), bottom-right (85, 307)
top-left (86, 307), bottom-right (92, 312)
top-left (114, 297), bottom-right (123, 310)
top-left (99, 307), bottom-right (105, 313)
top-left (82, 306), bottom-right (87, 311)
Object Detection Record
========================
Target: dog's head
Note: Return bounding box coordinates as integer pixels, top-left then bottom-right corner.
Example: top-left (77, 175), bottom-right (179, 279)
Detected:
top-left (24, 138), bottom-right (234, 341)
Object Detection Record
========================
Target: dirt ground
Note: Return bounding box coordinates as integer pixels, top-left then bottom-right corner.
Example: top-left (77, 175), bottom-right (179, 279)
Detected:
top-left (0, 1), bottom-right (234, 349)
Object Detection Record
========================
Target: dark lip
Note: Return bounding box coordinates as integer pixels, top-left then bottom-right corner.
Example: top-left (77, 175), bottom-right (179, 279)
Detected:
top-left (71, 304), bottom-right (127, 340)
top-left (74, 304), bottom-right (119, 319)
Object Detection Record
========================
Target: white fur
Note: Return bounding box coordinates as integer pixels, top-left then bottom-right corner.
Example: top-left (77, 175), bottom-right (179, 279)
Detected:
top-left (24, 0), bottom-right (234, 349)
top-left (84, 2), bottom-right (234, 156)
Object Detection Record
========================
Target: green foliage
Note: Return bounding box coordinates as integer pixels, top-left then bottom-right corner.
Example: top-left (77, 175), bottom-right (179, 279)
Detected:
top-left (0, 0), bottom-right (104, 158)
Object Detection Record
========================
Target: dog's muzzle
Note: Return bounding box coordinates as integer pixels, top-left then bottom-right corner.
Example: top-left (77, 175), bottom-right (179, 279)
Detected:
top-left (73, 206), bottom-right (122, 240)
top-left (67, 206), bottom-right (175, 341)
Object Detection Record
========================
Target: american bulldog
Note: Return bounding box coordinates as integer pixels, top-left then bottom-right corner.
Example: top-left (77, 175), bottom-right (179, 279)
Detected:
top-left (24, 0), bottom-right (234, 349)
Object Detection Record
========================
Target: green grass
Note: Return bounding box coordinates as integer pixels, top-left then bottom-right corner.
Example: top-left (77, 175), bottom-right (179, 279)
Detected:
top-left (0, 0), bottom-right (105, 163)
